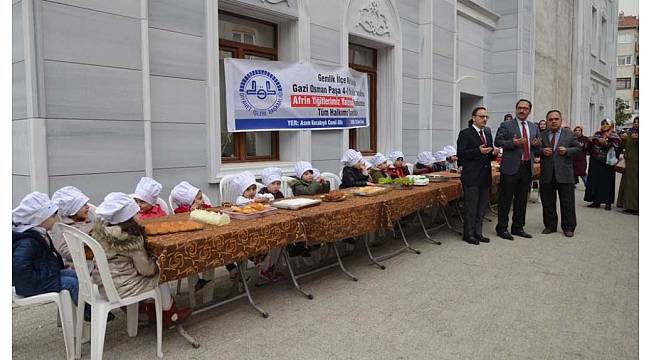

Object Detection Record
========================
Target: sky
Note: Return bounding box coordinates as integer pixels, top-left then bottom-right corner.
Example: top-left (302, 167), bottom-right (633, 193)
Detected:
top-left (618, 0), bottom-right (638, 16)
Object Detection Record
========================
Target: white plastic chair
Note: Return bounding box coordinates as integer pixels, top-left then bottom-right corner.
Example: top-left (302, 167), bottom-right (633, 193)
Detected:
top-left (320, 172), bottom-right (341, 190)
top-left (60, 223), bottom-right (164, 360)
top-left (219, 175), bottom-right (240, 204)
top-left (13, 287), bottom-right (76, 360)
top-left (405, 162), bottom-right (414, 175)
top-left (281, 176), bottom-right (296, 198)
top-left (155, 197), bottom-right (170, 215)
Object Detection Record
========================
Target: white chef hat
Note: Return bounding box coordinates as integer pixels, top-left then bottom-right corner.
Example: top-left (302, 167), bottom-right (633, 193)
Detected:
top-left (313, 168), bottom-right (321, 178)
top-left (95, 192), bottom-right (140, 225)
top-left (295, 161), bottom-right (315, 178)
top-left (51, 186), bottom-right (89, 218)
top-left (443, 145), bottom-right (457, 157)
top-left (170, 181), bottom-right (200, 208)
top-left (341, 149), bottom-right (364, 167)
top-left (261, 167), bottom-right (283, 186)
top-left (234, 171), bottom-right (257, 196)
top-left (433, 150), bottom-right (448, 163)
top-left (363, 159), bottom-right (373, 169)
top-left (12, 192), bottom-right (59, 233)
top-left (388, 150), bottom-right (405, 163)
top-left (370, 153), bottom-right (388, 167)
top-left (416, 151), bottom-right (434, 166)
top-left (132, 177), bottom-right (162, 206)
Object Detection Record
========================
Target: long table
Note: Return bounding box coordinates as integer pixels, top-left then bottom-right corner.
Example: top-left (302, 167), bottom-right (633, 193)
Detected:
top-left (144, 164), bottom-right (540, 283)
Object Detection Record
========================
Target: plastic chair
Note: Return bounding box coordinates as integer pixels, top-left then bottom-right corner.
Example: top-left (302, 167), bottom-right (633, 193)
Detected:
top-left (405, 163), bottom-right (414, 175)
top-left (320, 172), bottom-right (341, 190)
top-left (59, 223), bottom-right (163, 360)
top-left (155, 197), bottom-right (170, 215)
top-left (219, 175), bottom-right (240, 204)
top-left (13, 287), bottom-right (76, 360)
top-left (281, 176), bottom-right (295, 198)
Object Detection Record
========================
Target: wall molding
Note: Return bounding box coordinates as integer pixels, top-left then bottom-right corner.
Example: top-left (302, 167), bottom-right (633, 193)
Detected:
top-left (457, 0), bottom-right (499, 31)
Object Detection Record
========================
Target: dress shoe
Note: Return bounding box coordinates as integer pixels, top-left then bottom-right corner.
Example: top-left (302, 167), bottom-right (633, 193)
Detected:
top-left (541, 228), bottom-right (556, 234)
top-left (511, 230), bottom-right (533, 238)
top-left (563, 230), bottom-right (574, 237)
top-left (587, 202), bottom-right (600, 208)
top-left (464, 237), bottom-right (480, 245)
top-left (497, 231), bottom-right (514, 240)
top-left (477, 235), bottom-right (490, 243)
top-left (605, 204), bottom-right (612, 211)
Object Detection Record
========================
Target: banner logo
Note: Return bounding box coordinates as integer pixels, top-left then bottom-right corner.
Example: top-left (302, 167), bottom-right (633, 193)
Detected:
top-left (238, 69), bottom-right (283, 116)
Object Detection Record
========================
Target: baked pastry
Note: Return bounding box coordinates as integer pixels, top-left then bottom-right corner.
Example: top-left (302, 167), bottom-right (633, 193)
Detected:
top-left (322, 190), bottom-right (345, 201)
top-left (144, 220), bottom-right (204, 235)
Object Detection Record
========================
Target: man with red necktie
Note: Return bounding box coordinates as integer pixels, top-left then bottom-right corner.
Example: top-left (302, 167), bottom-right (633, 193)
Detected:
top-left (494, 99), bottom-right (542, 240)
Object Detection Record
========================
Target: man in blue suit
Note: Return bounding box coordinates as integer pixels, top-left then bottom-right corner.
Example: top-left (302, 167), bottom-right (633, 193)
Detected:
top-left (494, 99), bottom-right (542, 240)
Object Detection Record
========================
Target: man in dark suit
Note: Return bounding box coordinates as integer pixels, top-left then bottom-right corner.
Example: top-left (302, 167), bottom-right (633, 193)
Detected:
top-left (494, 99), bottom-right (542, 240)
top-left (457, 106), bottom-right (499, 245)
top-left (539, 110), bottom-right (581, 237)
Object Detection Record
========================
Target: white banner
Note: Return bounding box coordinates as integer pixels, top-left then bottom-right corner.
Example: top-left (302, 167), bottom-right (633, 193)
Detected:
top-left (224, 59), bottom-right (370, 132)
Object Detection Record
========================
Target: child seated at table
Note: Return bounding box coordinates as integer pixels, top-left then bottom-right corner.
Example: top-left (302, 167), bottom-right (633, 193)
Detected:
top-left (369, 152), bottom-right (390, 183)
top-left (170, 181), bottom-right (211, 214)
top-left (170, 181), bottom-right (212, 290)
top-left (132, 177), bottom-right (167, 219)
top-left (432, 150), bottom-right (448, 172)
top-left (51, 186), bottom-right (95, 267)
top-left (443, 145), bottom-right (459, 172)
top-left (413, 151), bottom-right (435, 175)
top-left (13, 192), bottom-right (80, 304)
top-left (93, 192), bottom-right (192, 328)
top-left (234, 171), bottom-right (274, 206)
top-left (341, 149), bottom-right (375, 188)
top-left (387, 150), bottom-right (410, 178)
top-left (291, 161), bottom-right (330, 195)
top-left (258, 167), bottom-right (285, 200)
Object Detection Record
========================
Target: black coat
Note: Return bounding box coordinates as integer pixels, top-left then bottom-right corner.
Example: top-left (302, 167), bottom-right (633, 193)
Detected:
top-left (341, 166), bottom-right (369, 188)
top-left (13, 229), bottom-right (65, 297)
top-left (457, 126), bottom-right (495, 188)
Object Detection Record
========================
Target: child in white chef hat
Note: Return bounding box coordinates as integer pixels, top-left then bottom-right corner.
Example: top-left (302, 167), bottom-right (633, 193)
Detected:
top-left (413, 151), bottom-right (435, 175)
top-left (341, 149), bottom-right (375, 188)
top-left (50, 186), bottom-right (95, 267)
top-left (443, 145), bottom-right (459, 171)
top-left (291, 161), bottom-right (330, 196)
top-left (387, 150), bottom-right (410, 178)
top-left (234, 171), bottom-right (274, 206)
top-left (369, 152), bottom-right (390, 183)
top-left (170, 181), bottom-right (211, 214)
top-left (93, 192), bottom-right (192, 328)
top-left (132, 177), bottom-right (167, 219)
top-left (258, 167), bottom-right (285, 200)
top-left (433, 150), bottom-right (448, 172)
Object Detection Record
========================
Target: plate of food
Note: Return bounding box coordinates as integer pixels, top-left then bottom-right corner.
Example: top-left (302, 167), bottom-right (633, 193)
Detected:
top-left (190, 209), bottom-right (230, 226)
top-left (273, 197), bottom-right (322, 210)
top-left (406, 175), bottom-right (430, 186)
top-left (351, 186), bottom-right (390, 196)
top-left (320, 190), bottom-right (347, 202)
top-left (144, 220), bottom-right (204, 236)
top-left (221, 202), bottom-right (277, 219)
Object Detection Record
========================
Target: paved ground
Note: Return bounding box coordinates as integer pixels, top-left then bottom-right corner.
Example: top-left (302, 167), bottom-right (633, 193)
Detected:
top-left (13, 185), bottom-right (638, 360)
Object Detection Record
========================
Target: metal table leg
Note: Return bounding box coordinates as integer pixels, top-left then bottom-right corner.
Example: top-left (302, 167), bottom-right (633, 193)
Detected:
top-left (363, 221), bottom-right (421, 269)
top-left (282, 249), bottom-right (314, 300)
top-left (235, 261), bottom-right (269, 318)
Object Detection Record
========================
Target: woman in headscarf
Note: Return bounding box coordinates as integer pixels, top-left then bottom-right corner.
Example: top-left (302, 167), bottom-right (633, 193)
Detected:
top-left (537, 119), bottom-right (547, 132)
top-left (616, 116), bottom-right (639, 213)
top-left (572, 125), bottom-right (590, 186)
top-left (584, 118), bottom-right (620, 210)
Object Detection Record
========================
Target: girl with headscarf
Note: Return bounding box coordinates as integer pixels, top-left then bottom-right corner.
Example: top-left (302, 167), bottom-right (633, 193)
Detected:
top-left (387, 150), bottom-right (410, 178)
top-left (572, 125), bottom-right (590, 186)
top-left (132, 177), bottom-right (167, 219)
top-left (584, 118), bottom-right (620, 210)
top-left (340, 149), bottom-right (375, 188)
top-left (538, 120), bottom-right (547, 132)
top-left (616, 116), bottom-right (639, 213)
top-left (92, 192), bottom-right (191, 328)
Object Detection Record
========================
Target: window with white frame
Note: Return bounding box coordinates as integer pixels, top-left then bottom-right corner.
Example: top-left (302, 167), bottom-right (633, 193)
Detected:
top-left (618, 55), bottom-right (633, 66)
top-left (591, 7), bottom-right (598, 55)
top-left (600, 17), bottom-right (607, 60)
top-left (617, 78), bottom-right (632, 89)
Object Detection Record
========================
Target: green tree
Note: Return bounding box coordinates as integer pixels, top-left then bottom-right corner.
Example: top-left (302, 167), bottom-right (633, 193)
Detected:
top-left (615, 97), bottom-right (632, 127)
